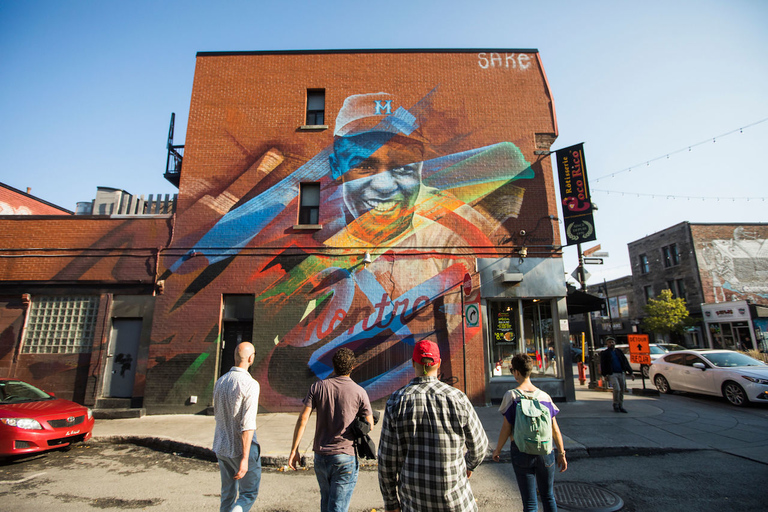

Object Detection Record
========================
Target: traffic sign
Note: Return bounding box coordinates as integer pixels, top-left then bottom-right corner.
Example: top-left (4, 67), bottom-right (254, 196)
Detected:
top-left (571, 268), bottom-right (591, 282)
top-left (583, 257), bottom-right (604, 265)
top-left (627, 334), bottom-right (651, 365)
top-left (464, 303), bottom-right (480, 327)
top-left (463, 273), bottom-right (472, 296)
top-left (583, 244), bottom-right (601, 256)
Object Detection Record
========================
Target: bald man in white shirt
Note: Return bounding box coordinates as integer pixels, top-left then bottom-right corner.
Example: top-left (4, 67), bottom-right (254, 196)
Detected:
top-left (213, 342), bottom-right (261, 512)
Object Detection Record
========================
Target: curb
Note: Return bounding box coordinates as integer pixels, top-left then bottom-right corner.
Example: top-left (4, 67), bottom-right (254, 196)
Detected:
top-left (94, 436), bottom-right (380, 468)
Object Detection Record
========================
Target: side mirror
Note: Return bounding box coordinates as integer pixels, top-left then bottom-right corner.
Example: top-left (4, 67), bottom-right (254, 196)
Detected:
top-left (692, 362), bottom-right (706, 370)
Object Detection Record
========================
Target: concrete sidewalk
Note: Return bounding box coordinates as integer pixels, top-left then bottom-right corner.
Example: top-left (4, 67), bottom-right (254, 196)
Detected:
top-left (92, 384), bottom-right (768, 467)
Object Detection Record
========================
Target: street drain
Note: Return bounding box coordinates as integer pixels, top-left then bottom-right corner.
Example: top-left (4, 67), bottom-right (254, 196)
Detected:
top-left (554, 482), bottom-right (624, 511)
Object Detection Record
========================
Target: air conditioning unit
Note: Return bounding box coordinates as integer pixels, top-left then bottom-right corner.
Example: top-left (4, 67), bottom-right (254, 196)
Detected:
top-left (501, 272), bottom-right (523, 284)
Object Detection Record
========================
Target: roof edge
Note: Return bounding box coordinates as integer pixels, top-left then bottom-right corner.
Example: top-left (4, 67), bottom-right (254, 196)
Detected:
top-left (0, 182), bottom-right (73, 214)
top-left (196, 48), bottom-right (540, 57)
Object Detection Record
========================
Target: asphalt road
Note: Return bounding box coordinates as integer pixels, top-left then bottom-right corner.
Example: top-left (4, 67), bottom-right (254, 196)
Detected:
top-left (2, 440), bottom-right (766, 511)
top-left (2, 390), bottom-right (767, 511)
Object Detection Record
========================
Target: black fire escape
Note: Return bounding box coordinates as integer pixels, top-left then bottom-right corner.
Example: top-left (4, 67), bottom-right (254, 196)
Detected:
top-left (164, 113), bottom-right (184, 188)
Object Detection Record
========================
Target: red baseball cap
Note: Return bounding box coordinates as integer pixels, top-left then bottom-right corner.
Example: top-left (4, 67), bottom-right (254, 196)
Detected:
top-left (412, 339), bottom-right (440, 366)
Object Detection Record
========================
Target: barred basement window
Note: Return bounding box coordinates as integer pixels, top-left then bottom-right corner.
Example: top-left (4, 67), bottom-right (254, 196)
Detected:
top-left (23, 296), bottom-right (99, 354)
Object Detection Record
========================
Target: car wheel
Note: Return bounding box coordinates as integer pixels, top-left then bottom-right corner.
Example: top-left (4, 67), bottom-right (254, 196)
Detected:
top-left (641, 365), bottom-right (650, 378)
top-left (654, 375), bottom-right (672, 394)
top-left (723, 381), bottom-right (748, 407)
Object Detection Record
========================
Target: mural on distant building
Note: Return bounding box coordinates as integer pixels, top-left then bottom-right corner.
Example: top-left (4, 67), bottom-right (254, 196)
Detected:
top-left (160, 87), bottom-right (537, 409)
top-left (697, 227), bottom-right (768, 303)
top-left (0, 202), bottom-right (33, 215)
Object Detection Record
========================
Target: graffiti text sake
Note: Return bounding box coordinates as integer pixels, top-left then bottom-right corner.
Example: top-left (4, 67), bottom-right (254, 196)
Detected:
top-left (477, 53), bottom-right (532, 70)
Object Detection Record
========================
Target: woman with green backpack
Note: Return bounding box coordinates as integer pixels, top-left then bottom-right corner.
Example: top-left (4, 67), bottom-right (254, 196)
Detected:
top-left (492, 353), bottom-right (568, 512)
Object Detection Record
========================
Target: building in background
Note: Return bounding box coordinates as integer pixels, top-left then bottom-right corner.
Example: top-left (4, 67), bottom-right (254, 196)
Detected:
top-left (628, 222), bottom-right (768, 350)
top-left (0, 184), bottom-right (173, 416)
top-left (148, 49), bottom-right (571, 413)
top-left (1, 49), bottom-right (576, 415)
top-left (0, 182), bottom-right (73, 215)
top-left (587, 275), bottom-right (639, 345)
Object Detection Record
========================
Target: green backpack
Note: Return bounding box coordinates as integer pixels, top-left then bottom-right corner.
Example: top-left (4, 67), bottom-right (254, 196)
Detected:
top-left (512, 389), bottom-right (553, 455)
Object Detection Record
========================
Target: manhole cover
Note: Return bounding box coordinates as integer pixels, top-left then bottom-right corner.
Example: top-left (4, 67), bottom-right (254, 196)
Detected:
top-left (554, 482), bottom-right (624, 512)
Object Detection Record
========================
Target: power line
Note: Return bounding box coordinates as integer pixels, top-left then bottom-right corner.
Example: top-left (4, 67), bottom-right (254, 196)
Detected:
top-left (592, 117), bottom-right (768, 183)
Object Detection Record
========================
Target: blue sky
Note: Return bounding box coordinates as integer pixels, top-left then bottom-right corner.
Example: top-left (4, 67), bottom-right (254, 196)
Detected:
top-left (1, 0), bottom-right (766, 285)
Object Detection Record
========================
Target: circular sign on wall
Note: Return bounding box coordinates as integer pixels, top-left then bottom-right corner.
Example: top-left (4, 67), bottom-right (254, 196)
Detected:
top-left (465, 303), bottom-right (480, 328)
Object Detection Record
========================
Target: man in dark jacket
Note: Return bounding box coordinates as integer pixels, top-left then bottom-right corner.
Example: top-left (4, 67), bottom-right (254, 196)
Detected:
top-left (599, 337), bottom-right (634, 413)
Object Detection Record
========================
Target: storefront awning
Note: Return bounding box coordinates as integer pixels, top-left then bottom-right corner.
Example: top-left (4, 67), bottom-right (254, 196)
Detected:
top-left (566, 290), bottom-right (605, 315)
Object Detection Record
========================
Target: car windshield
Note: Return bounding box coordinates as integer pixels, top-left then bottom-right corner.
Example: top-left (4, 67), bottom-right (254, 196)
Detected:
top-left (649, 345), bottom-right (666, 355)
top-left (0, 380), bottom-right (53, 404)
top-left (701, 352), bottom-right (767, 368)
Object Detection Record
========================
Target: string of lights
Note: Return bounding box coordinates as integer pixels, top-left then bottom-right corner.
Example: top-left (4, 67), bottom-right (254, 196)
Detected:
top-left (591, 189), bottom-right (767, 202)
top-left (591, 117), bottom-right (768, 183)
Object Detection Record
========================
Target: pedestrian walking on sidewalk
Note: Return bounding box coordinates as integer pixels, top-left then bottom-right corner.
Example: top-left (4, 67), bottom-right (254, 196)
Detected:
top-left (599, 337), bottom-right (634, 413)
top-left (492, 353), bottom-right (567, 512)
top-left (288, 348), bottom-right (373, 512)
top-left (378, 339), bottom-right (489, 512)
top-left (213, 342), bottom-right (261, 512)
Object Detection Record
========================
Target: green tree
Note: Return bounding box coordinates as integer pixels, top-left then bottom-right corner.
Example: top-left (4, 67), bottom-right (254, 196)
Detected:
top-left (642, 289), bottom-right (690, 335)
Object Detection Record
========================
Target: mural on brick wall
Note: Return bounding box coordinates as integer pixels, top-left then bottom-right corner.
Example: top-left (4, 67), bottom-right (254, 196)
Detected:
top-left (163, 88), bottom-right (536, 409)
top-left (696, 226), bottom-right (768, 303)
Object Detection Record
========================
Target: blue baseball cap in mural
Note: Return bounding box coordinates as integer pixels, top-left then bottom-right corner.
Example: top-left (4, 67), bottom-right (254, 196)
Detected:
top-left (330, 92), bottom-right (428, 180)
top-left (334, 92), bottom-right (421, 138)
top-left (413, 339), bottom-right (441, 366)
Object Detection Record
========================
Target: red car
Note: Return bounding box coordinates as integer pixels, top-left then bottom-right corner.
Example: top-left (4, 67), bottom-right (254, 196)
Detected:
top-left (0, 379), bottom-right (94, 458)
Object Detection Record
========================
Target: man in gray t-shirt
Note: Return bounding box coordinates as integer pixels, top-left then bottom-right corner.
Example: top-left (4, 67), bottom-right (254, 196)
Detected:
top-left (289, 348), bottom-right (373, 512)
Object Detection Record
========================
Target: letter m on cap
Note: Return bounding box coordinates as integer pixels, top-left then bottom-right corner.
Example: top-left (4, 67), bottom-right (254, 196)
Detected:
top-left (374, 100), bottom-right (392, 115)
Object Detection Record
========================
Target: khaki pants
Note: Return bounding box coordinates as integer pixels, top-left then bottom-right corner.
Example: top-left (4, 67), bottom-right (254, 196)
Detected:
top-left (608, 373), bottom-right (627, 408)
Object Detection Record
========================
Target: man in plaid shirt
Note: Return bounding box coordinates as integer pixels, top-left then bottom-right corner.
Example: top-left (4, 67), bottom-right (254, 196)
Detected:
top-left (378, 339), bottom-right (489, 512)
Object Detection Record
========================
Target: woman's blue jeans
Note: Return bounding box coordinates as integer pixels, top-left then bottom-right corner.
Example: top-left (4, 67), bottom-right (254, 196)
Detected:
top-left (313, 452), bottom-right (359, 512)
top-left (511, 447), bottom-right (557, 512)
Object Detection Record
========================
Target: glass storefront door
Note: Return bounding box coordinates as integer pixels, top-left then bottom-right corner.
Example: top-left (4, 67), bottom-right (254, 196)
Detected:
top-left (489, 298), bottom-right (557, 378)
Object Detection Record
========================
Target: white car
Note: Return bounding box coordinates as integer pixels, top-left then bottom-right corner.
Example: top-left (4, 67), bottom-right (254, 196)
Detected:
top-left (649, 350), bottom-right (768, 406)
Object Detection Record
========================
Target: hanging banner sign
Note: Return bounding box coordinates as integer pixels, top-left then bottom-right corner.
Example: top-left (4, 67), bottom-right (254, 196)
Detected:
top-left (556, 143), bottom-right (597, 246)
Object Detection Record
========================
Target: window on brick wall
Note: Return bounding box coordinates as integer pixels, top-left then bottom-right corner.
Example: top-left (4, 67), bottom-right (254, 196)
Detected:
top-left (23, 296), bottom-right (99, 354)
top-left (644, 285), bottom-right (654, 303)
top-left (639, 253), bottom-right (650, 274)
top-left (662, 244), bottom-right (680, 268)
top-left (306, 90), bottom-right (325, 126)
top-left (298, 183), bottom-right (320, 225)
top-left (667, 279), bottom-right (687, 301)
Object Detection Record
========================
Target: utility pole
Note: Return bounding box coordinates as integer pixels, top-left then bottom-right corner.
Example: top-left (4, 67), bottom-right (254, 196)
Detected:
top-left (604, 279), bottom-right (616, 338)
top-left (577, 244), bottom-right (598, 388)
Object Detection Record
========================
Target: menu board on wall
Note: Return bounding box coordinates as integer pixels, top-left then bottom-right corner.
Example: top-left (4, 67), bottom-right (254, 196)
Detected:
top-left (495, 310), bottom-right (515, 342)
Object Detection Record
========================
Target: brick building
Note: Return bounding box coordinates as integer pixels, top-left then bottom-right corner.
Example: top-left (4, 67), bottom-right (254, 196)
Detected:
top-left (0, 213), bottom-right (172, 408)
top-left (569, 275), bottom-right (640, 347)
top-left (1, 182), bottom-right (73, 215)
top-left (628, 222), bottom-right (768, 350)
top-left (1, 49), bottom-right (577, 415)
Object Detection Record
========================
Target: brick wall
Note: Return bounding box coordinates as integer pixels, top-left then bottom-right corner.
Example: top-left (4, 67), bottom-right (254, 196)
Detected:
top-left (690, 223), bottom-right (768, 305)
top-left (0, 184), bottom-right (72, 215)
top-left (628, 222), bottom-right (704, 316)
top-left (147, 50), bottom-right (562, 412)
top-left (0, 216), bottom-right (173, 282)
